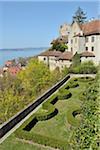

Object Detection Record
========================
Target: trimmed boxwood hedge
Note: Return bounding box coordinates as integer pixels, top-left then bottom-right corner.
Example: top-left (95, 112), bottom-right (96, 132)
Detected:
top-left (15, 127), bottom-right (70, 150)
top-left (15, 78), bottom-right (84, 149)
top-left (35, 94), bottom-right (58, 121)
top-left (78, 77), bottom-right (94, 82)
top-left (35, 104), bottom-right (57, 121)
top-left (67, 106), bottom-right (81, 127)
top-left (58, 89), bottom-right (72, 100)
top-left (68, 82), bottom-right (79, 88)
top-left (15, 109), bottom-right (70, 150)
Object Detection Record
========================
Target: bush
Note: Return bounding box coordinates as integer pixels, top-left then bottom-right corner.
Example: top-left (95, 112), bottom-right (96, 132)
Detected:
top-left (35, 94), bottom-right (58, 121)
top-left (15, 111), bottom-right (70, 150)
top-left (70, 76), bottom-right (99, 150)
top-left (67, 106), bottom-right (81, 127)
top-left (36, 106), bottom-right (57, 121)
top-left (16, 128), bottom-right (69, 150)
top-left (69, 61), bottom-right (97, 74)
top-left (58, 89), bottom-right (72, 100)
top-left (78, 77), bottom-right (94, 82)
top-left (68, 82), bottom-right (79, 88)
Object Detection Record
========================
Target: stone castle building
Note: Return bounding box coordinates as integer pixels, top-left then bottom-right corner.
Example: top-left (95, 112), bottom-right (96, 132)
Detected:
top-left (38, 19), bottom-right (100, 71)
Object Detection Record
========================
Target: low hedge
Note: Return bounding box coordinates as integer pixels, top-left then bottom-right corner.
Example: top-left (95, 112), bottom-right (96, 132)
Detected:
top-left (15, 110), bottom-right (70, 150)
top-left (68, 82), bottom-right (79, 88)
top-left (78, 77), bottom-right (94, 82)
top-left (35, 94), bottom-right (58, 121)
top-left (15, 127), bottom-right (70, 150)
top-left (58, 89), bottom-right (72, 100)
top-left (35, 104), bottom-right (57, 121)
top-left (67, 105), bottom-right (81, 127)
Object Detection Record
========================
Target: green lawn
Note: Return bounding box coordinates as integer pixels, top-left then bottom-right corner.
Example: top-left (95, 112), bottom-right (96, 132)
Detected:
top-left (0, 78), bottom-right (92, 150)
top-left (30, 81), bottom-right (87, 141)
top-left (0, 134), bottom-right (51, 150)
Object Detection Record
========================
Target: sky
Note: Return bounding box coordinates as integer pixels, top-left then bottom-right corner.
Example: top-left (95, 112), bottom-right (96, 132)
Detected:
top-left (0, 0), bottom-right (99, 49)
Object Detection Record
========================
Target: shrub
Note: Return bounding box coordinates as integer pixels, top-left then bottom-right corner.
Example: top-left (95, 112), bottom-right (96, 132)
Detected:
top-left (58, 89), bottom-right (72, 100)
top-left (69, 60), bottom-right (97, 74)
top-left (78, 77), bottom-right (94, 82)
top-left (67, 106), bottom-right (81, 127)
top-left (15, 128), bottom-right (69, 150)
top-left (36, 107), bottom-right (57, 121)
top-left (65, 85), bottom-right (70, 89)
top-left (15, 112), bottom-right (70, 150)
top-left (35, 94), bottom-right (58, 121)
top-left (70, 76), bottom-right (99, 150)
top-left (68, 82), bottom-right (79, 88)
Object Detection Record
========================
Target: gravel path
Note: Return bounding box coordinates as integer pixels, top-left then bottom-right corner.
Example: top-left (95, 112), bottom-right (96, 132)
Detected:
top-left (16, 138), bottom-right (59, 150)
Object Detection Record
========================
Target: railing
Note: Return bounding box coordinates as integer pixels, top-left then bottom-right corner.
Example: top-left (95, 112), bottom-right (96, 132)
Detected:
top-left (0, 75), bottom-right (70, 138)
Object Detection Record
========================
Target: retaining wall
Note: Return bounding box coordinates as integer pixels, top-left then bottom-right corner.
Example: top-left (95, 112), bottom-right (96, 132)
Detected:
top-left (0, 75), bottom-right (70, 138)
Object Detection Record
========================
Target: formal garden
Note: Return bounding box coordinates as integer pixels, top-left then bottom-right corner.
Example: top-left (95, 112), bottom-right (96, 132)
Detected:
top-left (1, 75), bottom-right (98, 150)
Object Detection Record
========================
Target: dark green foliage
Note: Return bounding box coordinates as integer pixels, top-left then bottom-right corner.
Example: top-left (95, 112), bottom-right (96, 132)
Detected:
top-left (58, 89), bottom-right (72, 100)
top-left (15, 93), bottom-right (70, 150)
top-left (67, 106), bottom-right (81, 126)
top-left (72, 52), bottom-right (81, 67)
top-left (68, 82), bottom-right (79, 88)
top-left (35, 95), bottom-right (58, 121)
top-left (51, 40), bottom-right (68, 52)
top-left (69, 61), bottom-right (97, 74)
top-left (72, 7), bottom-right (87, 24)
top-left (78, 76), bottom-right (94, 82)
top-left (70, 75), bottom-right (99, 149)
top-left (0, 59), bottom-right (62, 124)
top-left (16, 127), bottom-right (69, 150)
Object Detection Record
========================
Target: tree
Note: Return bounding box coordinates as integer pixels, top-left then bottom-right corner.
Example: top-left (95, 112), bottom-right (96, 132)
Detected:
top-left (51, 39), bottom-right (68, 52)
top-left (73, 7), bottom-right (87, 24)
top-left (72, 52), bottom-right (81, 67)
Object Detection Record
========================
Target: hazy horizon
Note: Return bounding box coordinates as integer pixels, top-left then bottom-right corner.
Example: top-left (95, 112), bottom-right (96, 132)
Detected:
top-left (0, 1), bottom-right (99, 49)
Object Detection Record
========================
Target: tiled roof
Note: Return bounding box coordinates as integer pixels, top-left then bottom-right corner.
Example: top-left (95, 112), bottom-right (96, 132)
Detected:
top-left (80, 51), bottom-right (95, 57)
top-left (58, 51), bottom-right (73, 60)
top-left (8, 66), bottom-right (21, 75)
top-left (5, 60), bottom-right (13, 66)
top-left (39, 50), bottom-right (62, 57)
top-left (51, 36), bottom-right (68, 44)
top-left (81, 20), bottom-right (100, 35)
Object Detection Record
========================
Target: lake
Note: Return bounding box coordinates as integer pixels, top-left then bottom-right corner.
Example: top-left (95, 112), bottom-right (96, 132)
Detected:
top-left (0, 48), bottom-right (47, 67)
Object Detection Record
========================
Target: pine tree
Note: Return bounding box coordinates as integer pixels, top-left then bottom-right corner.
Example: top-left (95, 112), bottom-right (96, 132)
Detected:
top-left (73, 7), bottom-right (87, 24)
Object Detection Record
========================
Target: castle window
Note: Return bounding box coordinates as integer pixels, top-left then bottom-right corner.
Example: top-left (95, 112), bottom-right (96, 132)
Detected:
top-left (44, 57), bottom-right (46, 61)
top-left (91, 36), bottom-right (94, 42)
top-left (85, 37), bottom-right (88, 42)
top-left (75, 38), bottom-right (77, 43)
top-left (71, 47), bottom-right (73, 52)
top-left (71, 39), bottom-right (73, 44)
top-left (91, 46), bottom-right (94, 51)
top-left (86, 47), bottom-right (88, 51)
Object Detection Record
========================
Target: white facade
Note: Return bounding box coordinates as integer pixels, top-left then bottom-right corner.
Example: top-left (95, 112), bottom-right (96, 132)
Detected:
top-left (68, 22), bottom-right (83, 55)
top-left (84, 35), bottom-right (100, 65)
top-left (81, 57), bottom-right (95, 63)
top-left (57, 60), bottom-right (72, 71)
top-left (38, 55), bottom-right (72, 71)
top-left (38, 55), bottom-right (58, 71)
top-left (38, 20), bottom-right (100, 71)
top-left (38, 56), bottom-right (49, 66)
top-left (67, 21), bottom-right (100, 65)
top-left (59, 23), bottom-right (71, 36)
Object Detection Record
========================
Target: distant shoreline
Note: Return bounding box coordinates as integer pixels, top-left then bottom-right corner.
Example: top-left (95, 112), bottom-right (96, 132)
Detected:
top-left (0, 47), bottom-right (48, 67)
top-left (0, 47), bottom-right (49, 51)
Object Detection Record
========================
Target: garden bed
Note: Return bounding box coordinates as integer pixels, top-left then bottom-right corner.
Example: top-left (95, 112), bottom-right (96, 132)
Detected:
top-left (13, 77), bottom-right (90, 150)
